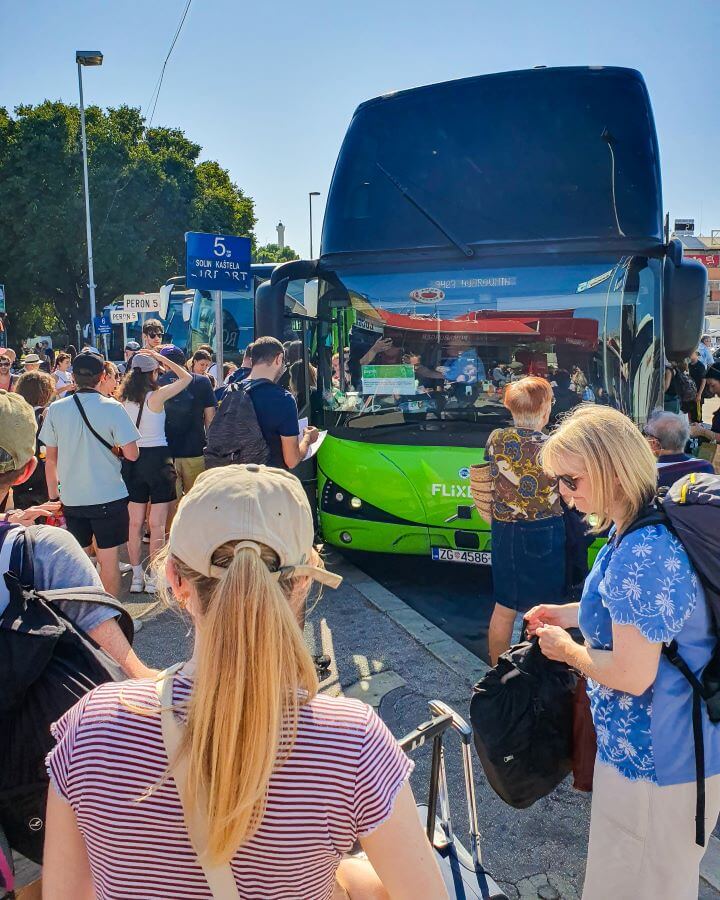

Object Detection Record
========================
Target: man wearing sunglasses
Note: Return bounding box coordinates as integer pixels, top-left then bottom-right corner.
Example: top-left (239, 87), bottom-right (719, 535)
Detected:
top-left (142, 320), bottom-right (164, 350)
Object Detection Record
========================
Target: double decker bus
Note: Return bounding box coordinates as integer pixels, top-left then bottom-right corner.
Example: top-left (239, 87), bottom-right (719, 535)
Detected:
top-left (259, 66), bottom-right (705, 561)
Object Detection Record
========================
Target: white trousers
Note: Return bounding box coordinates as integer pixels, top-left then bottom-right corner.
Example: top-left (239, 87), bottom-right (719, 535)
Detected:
top-left (583, 762), bottom-right (720, 899)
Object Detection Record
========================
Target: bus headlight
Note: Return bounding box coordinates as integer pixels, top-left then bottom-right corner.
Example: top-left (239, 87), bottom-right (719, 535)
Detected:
top-left (320, 478), bottom-right (412, 525)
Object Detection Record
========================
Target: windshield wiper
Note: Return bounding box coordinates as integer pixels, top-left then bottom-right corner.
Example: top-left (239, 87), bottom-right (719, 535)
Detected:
top-left (375, 162), bottom-right (475, 258)
top-left (601, 128), bottom-right (626, 238)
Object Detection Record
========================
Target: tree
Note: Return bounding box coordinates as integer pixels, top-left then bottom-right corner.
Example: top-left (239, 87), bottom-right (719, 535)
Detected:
top-left (0, 102), bottom-right (256, 343)
top-left (254, 243), bottom-right (300, 264)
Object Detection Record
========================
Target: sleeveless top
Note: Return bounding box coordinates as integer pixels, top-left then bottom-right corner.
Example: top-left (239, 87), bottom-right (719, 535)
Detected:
top-left (122, 393), bottom-right (167, 448)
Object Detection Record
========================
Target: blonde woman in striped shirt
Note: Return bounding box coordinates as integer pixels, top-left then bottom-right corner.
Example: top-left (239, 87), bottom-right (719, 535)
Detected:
top-left (44, 464), bottom-right (447, 899)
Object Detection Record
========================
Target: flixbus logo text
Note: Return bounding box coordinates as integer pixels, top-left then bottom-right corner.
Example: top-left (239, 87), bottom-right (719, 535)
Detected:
top-left (430, 484), bottom-right (471, 498)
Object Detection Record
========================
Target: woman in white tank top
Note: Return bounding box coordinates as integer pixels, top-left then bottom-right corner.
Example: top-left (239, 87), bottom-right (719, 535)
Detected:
top-left (120, 350), bottom-right (192, 593)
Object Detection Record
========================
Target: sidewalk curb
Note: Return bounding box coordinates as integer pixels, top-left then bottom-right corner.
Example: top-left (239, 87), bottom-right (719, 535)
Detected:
top-left (331, 553), bottom-right (490, 686)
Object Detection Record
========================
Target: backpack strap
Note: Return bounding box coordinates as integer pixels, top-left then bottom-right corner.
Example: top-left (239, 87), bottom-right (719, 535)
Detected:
top-left (6, 525), bottom-right (35, 588)
top-left (156, 668), bottom-right (241, 899)
top-left (240, 378), bottom-right (274, 393)
top-left (616, 503), bottom-right (667, 545)
top-left (623, 498), bottom-right (714, 847)
top-left (40, 586), bottom-right (134, 644)
top-left (662, 640), bottom-right (706, 847)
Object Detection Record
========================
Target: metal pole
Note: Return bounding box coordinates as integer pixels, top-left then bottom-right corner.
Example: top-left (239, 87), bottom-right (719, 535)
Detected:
top-left (309, 193), bottom-right (314, 259)
top-left (214, 290), bottom-right (224, 378)
top-left (78, 62), bottom-right (98, 347)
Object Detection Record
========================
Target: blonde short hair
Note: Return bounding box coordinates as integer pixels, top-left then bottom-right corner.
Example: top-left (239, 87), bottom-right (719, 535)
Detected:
top-left (503, 376), bottom-right (553, 429)
top-left (541, 405), bottom-right (657, 534)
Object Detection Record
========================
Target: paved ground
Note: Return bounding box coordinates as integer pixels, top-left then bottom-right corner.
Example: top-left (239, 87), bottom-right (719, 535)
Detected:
top-left (342, 549), bottom-right (495, 661)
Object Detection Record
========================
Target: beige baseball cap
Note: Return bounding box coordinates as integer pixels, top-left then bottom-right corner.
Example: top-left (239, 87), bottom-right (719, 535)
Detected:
top-left (0, 390), bottom-right (38, 474)
top-left (169, 464), bottom-right (342, 588)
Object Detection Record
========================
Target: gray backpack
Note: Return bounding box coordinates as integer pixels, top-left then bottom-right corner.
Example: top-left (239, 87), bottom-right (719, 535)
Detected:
top-left (203, 379), bottom-right (271, 469)
top-left (622, 472), bottom-right (720, 847)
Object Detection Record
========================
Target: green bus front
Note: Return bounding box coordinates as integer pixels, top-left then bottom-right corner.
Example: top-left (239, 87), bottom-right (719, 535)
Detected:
top-left (315, 255), bottom-right (662, 557)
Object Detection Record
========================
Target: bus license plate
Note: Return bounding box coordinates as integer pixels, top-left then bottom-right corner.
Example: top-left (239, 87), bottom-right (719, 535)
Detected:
top-left (431, 548), bottom-right (491, 565)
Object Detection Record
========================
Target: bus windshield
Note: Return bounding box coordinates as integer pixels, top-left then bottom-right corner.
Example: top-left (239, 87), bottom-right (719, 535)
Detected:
top-left (320, 256), bottom-right (661, 438)
top-left (322, 68), bottom-right (662, 254)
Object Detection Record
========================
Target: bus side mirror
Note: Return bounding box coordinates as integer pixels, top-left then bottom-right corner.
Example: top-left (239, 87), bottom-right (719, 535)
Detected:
top-left (258, 259), bottom-right (321, 340)
top-left (663, 250), bottom-right (706, 362)
top-left (256, 279), bottom-right (287, 340)
top-left (182, 300), bottom-right (193, 322)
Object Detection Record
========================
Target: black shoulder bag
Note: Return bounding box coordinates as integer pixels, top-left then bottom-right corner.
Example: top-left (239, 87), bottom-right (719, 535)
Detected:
top-left (72, 392), bottom-right (124, 458)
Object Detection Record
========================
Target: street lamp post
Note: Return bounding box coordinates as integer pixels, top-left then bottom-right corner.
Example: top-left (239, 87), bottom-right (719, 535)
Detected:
top-left (76, 50), bottom-right (103, 347)
top-left (308, 191), bottom-right (320, 259)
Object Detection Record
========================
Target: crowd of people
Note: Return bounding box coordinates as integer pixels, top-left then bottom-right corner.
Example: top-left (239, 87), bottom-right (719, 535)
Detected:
top-left (0, 324), bottom-right (319, 608)
top-left (2, 325), bottom-right (720, 899)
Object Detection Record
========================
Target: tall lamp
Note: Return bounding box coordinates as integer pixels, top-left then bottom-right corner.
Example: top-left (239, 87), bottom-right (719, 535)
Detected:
top-left (76, 50), bottom-right (103, 346)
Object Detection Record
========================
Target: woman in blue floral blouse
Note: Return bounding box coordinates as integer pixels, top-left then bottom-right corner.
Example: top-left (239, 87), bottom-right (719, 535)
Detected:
top-left (485, 376), bottom-right (565, 663)
top-left (526, 404), bottom-right (720, 900)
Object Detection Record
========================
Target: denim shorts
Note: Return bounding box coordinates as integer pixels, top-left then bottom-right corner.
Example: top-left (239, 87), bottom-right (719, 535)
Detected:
top-left (491, 516), bottom-right (566, 612)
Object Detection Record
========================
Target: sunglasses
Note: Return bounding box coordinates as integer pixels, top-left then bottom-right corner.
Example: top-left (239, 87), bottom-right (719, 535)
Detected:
top-left (556, 474), bottom-right (579, 492)
top-left (0, 361), bottom-right (10, 367)
top-left (146, 330), bottom-right (164, 338)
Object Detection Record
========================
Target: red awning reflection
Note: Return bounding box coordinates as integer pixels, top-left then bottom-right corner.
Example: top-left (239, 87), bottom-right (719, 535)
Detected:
top-left (377, 309), bottom-right (598, 350)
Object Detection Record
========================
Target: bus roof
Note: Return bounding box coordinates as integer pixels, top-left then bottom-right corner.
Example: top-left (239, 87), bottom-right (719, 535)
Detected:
top-left (322, 66), bottom-right (662, 257)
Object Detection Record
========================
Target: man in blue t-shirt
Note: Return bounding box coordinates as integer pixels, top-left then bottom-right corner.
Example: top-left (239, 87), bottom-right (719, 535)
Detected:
top-left (242, 337), bottom-right (318, 468)
top-left (159, 345), bottom-right (217, 497)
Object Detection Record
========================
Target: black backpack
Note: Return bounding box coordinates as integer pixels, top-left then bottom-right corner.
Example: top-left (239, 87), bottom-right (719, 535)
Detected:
top-left (676, 368), bottom-right (699, 404)
top-left (0, 525), bottom-right (133, 864)
top-left (204, 379), bottom-right (271, 469)
top-left (469, 638), bottom-right (578, 808)
top-left (621, 471), bottom-right (720, 846)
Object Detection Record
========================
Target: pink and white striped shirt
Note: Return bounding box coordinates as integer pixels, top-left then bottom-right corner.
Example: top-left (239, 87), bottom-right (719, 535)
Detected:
top-left (47, 673), bottom-right (413, 899)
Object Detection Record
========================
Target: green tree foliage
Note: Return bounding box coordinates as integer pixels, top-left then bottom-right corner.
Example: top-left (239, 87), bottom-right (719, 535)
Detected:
top-left (0, 102), bottom-right (255, 342)
top-left (254, 243), bottom-right (300, 264)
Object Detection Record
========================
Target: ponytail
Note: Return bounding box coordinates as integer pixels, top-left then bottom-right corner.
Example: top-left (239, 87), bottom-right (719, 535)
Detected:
top-left (171, 542), bottom-right (318, 863)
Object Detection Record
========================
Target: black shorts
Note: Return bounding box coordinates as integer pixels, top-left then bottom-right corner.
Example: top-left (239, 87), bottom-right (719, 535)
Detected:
top-left (63, 497), bottom-right (130, 550)
top-left (122, 446), bottom-right (177, 505)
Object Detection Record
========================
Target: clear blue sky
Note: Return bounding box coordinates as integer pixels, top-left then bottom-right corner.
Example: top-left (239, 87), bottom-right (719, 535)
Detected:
top-left (1, 0), bottom-right (719, 259)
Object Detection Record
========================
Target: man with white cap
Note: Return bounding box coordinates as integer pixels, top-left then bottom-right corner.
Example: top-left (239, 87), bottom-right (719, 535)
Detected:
top-left (40, 350), bottom-right (141, 598)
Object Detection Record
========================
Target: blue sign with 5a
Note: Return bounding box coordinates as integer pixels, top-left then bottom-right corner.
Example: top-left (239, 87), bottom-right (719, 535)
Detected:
top-left (185, 232), bottom-right (251, 291)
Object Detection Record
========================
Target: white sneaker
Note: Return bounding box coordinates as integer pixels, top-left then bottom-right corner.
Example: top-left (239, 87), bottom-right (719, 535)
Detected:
top-left (119, 561), bottom-right (133, 573)
top-left (143, 573), bottom-right (158, 594)
top-left (130, 573), bottom-right (145, 593)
